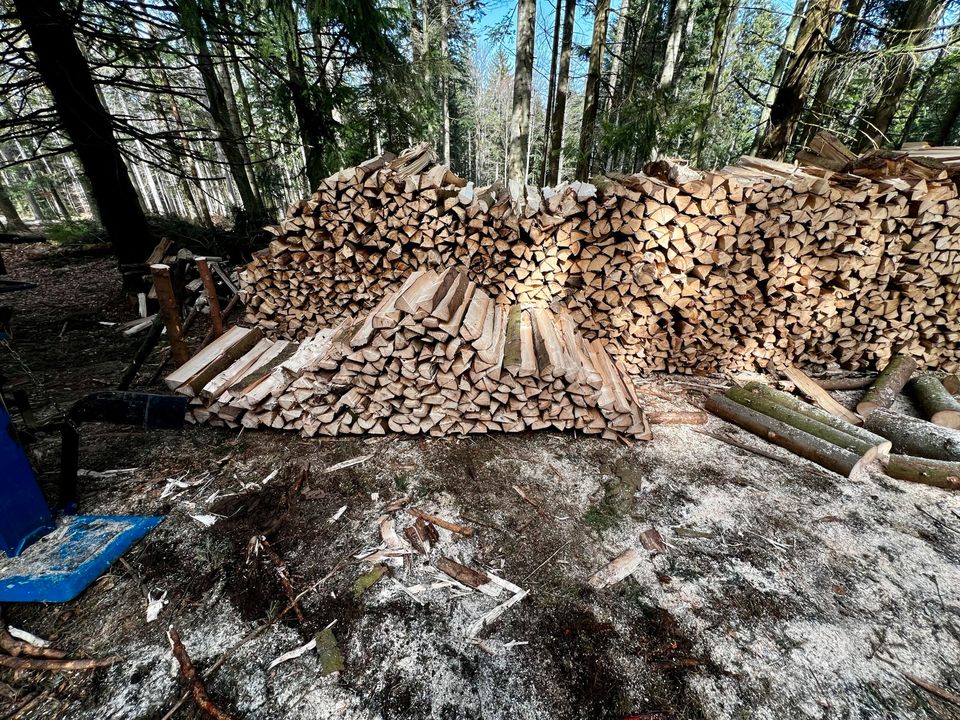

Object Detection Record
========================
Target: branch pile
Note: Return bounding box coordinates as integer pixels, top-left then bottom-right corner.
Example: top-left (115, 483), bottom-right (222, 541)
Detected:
top-left (169, 268), bottom-right (649, 441)
top-left (241, 137), bottom-right (960, 374)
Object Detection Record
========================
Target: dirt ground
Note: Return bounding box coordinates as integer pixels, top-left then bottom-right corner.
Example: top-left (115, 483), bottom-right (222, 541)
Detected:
top-left (1, 243), bottom-right (959, 720)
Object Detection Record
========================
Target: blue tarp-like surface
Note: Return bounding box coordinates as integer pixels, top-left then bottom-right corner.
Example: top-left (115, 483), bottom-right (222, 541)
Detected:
top-left (0, 515), bottom-right (162, 602)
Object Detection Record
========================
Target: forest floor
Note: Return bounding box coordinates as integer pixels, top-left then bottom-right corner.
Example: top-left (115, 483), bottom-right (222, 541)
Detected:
top-left (1, 242), bottom-right (959, 720)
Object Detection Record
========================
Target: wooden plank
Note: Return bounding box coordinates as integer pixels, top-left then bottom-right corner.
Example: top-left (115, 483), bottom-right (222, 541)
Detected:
top-left (782, 365), bottom-right (862, 425)
top-left (165, 325), bottom-right (258, 391)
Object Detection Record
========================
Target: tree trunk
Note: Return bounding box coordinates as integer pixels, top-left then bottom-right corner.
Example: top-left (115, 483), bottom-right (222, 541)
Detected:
top-left (726, 386), bottom-right (888, 455)
top-left (886, 454), bottom-right (960, 490)
top-left (540, 0), bottom-right (564, 186)
top-left (657, 0), bottom-right (693, 94)
top-left (753, 0), bottom-right (806, 153)
top-left (606, 0), bottom-right (632, 111)
top-left (211, 41), bottom-right (261, 202)
top-left (801, 0), bottom-right (865, 146)
top-left (0, 183), bottom-right (29, 233)
top-left (177, 0), bottom-right (267, 220)
top-left (545, 0), bottom-right (577, 185)
top-left (741, 382), bottom-right (886, 447)
top-left (277, 0), bottom-right (330, 190)
top-left (576, 0), bottom-right (611, 180)
top-left (691, 0), bottom-right (737, 165)
top-left (508, 0), bottom-right (537, 186)
top-left (12, 0), bottom-right (154, 267)
top-left (934, 84), bottom-right (960, 144)
top-left (758, 0), bottom-right (841, 159)
top-left (440, 0), bottom-right (451, 167)
top-left (705, 393), bottom-right (863, 476)
top-left (856, 0), bottom-right (945, 149)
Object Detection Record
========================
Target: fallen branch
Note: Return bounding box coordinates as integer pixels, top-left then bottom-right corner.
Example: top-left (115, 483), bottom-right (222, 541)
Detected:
top-left (408, 508), bottom-right (475, 538)
top-left (160, 547), bottom-right (362, 720)
top-left (903, 672), bottom-right (960, 706)
top-left (250, 536), bottom-right (305, 624)
top-left (0, 620), bottom-right (65, 659)
top-left (0, 655), bottom-right (116, 671)
top-left (168, 628), bottom-right (238, 720)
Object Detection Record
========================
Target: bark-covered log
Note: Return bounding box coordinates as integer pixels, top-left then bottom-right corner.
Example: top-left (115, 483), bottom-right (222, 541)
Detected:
top-left (856, 354), bottom-right (918, 416)
top-left (863, 408), bottom-right (960, 462)
top-left (741, 382), bottom-right (887, 448)
top-left (705, 394), bottom-right (863, 476)
top-left (816, 375), bottom-right (876, 391)
top-left (885, 454), bottom-right (960, 490)
top-left (908, 375), bottom-right (960, 429)
top-left (726, 386), bottom-right (887, 456)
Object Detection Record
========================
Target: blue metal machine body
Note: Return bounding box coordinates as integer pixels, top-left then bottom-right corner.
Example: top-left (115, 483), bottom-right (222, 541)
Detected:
top-left (0, 405), bottom-right (55, 556)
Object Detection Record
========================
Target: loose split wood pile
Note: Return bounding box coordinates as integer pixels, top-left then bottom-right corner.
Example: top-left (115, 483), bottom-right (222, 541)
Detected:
top-left (168, 268), bottom-right (649, 441)
top-left (241, 136), bottom-right (960, 375)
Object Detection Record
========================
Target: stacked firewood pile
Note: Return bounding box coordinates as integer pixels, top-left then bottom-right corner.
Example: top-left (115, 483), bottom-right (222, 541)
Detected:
top-left (169, 268), bottom-right (649, 441)
top-left (241, 136), bottom-right (960, 375)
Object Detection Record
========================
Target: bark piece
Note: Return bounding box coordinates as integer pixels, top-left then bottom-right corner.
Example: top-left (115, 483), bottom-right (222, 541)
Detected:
top-left (588, 548), bottom-right (643, 589)
top-left (408, 508), bottom-right (475, 538)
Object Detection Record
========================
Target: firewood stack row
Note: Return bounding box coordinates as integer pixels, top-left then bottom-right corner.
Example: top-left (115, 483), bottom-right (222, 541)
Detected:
top-left (170, 268), bottom-right (650, 441)
top-left (241, 136), bottom-right (960, 374)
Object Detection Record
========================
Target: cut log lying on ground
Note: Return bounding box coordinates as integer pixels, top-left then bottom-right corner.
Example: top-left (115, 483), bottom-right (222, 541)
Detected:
top-left (856, 354), bottom-right (918, 416)
top-left (885, 455), bottom-right (960, 491)
top-left (705, 394), bottom-right (867, 477)
top-left (726, 386), bottom-right (890, 457)
top-left (863, 408), bottom-right (960, 461)
top-left (814, 375), bottom-right (876, 391)
top-left (171, 268), bottom-right (649, 441)
top-left (739, 382), bottom-right (888, 448)
top-left (908, 375), bottom-right (960, 429)
top-left (240, 137), bottom-right (960, 376)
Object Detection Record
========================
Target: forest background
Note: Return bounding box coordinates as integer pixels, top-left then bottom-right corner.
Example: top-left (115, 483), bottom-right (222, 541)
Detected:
top-left (1, 0), bottom-right (958, 264)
